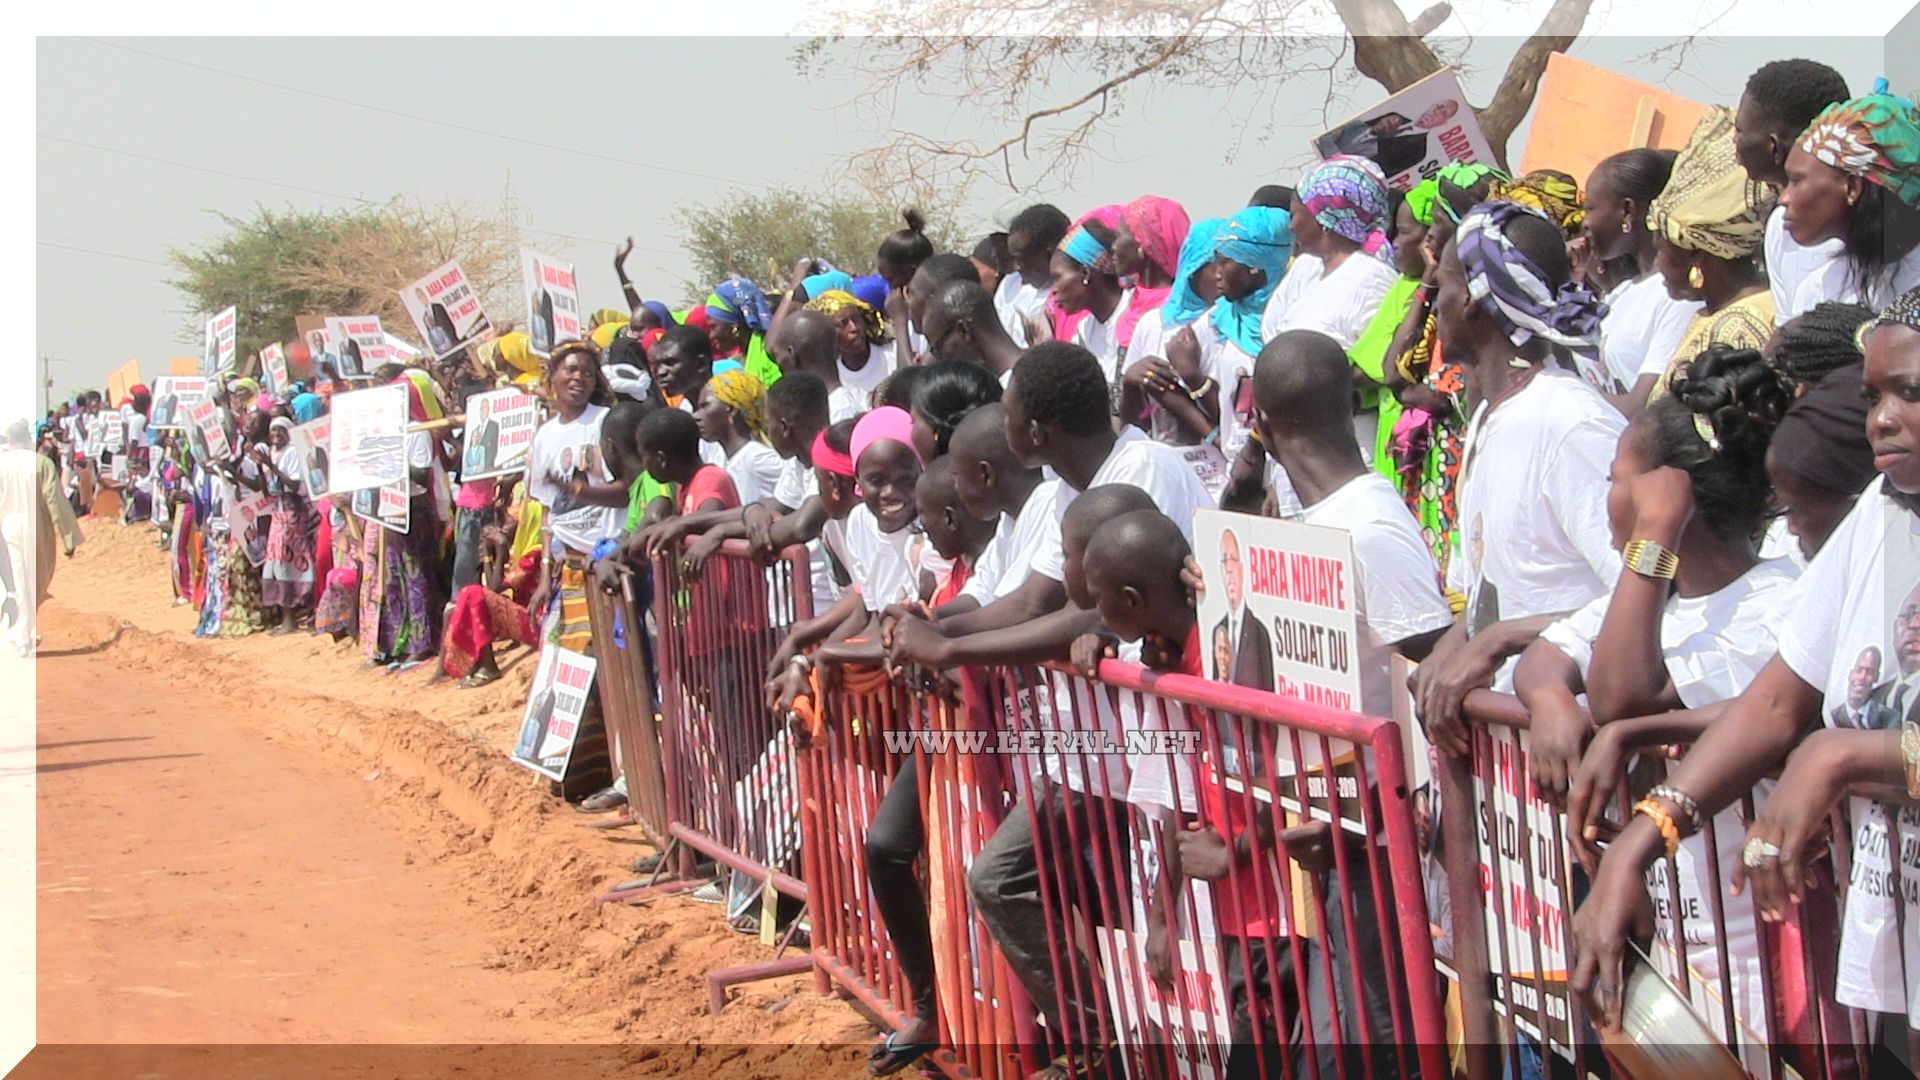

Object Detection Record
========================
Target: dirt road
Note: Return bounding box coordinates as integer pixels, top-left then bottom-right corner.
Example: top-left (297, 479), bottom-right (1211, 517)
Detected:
top-left (21, 523), bottom-right (871, 1076)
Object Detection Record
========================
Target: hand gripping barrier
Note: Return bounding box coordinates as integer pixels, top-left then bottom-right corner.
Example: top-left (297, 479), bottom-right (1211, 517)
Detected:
top-left (798, 653), bottom-right (1446, 1080)
top-left (1439, 690), bottom-right (1875, 1080)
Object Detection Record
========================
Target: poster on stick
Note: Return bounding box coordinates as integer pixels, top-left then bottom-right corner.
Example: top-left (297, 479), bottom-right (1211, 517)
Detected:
top-left (148, 376), bottom-right (207, 431)
top-left (1519, 53), bottom-right (1710, 186)
top-left (1191, 509), bottom-right (1367, 832)
top-left (228, 488), bottom-right (273, 567)
top-left (101, 410), bottom-right (125, 452)
top-left (290, 415), bottom-right (332, 498)
top-left (520, 249), bottom-right (583, 357)
top-left (458, 388), bottom-right (538, 482)
top-left (326, 383), bottom-right (408, 495)
top-left (202, 306), bottom-right (238, 375)
top-left (106, 359), bottom-right (142, 406)
top-left (187, 398), bottom-right (231, 461)
top-left (259, 342), bottom-right (291, 397)
top-left (512, 646), bottom-right (598, 781)
top-left (1313, 68), bottom-right (1496, 192)
top-left (350, 479), bottom-right (410, 534)
top-left (401, 259), bottom-right (492, 360)
top-left (324, 316), bottom-right (388, 379)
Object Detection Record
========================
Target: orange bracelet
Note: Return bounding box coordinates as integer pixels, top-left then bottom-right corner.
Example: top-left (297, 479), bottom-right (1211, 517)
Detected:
top-left (1633, 799), bottom-right (1680, 859)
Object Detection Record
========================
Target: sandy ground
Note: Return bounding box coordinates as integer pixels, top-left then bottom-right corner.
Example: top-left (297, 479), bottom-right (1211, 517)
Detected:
top-left (23, 519), bottom-right (874, 1076)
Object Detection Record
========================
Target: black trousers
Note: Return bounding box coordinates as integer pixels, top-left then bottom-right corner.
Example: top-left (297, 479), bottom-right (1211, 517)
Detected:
top-left (864, 756), bottom-right (939, 1022)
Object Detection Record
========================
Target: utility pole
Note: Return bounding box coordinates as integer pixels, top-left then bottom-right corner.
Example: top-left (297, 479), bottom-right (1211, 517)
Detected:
top-left (40, 353), bottom-right (66, 415)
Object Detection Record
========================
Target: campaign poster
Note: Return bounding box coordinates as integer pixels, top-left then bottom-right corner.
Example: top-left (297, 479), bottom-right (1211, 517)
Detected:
top-left (326, 382), bottom-right (408, 495)
top-left (227, 488), bottom-right (273, 567)
top-left (147, 376), bottom-right (207, 431)
top-left (202, 305), bottom-right (238, 375)
top-left (106, 358), bottom-right (142, 406)
top-left (385, 334), bottom-right (424, 366)
top-left (1313, 68), bottom-right (1497, 192)
top-left (187, 398), bottom-right (231, 461)
top-left (520, 249), bottom-right (583, 357)
top-left (512, 647), bottom-right (598, 781)
top-left (1191, 509), bottom-right (1366, 832)
top-left (458, 388), bottom-right (538, 482)
top-left (100, 410), bottom-right (125, 453)
top-left (401, 259), bottom-right (492, 361)
top-left (324, 316), bottom-right (388, 379)
top-left (302, 325), bottom-right (344, 380)
top-left (349, 478), bottom-right (410, 535)
top-left (260, 342), bottom-right (291, 397)
top-left (1470, 726), bottom-right (1577, 1059)
top-left (290, 415), bottom-right (332, 498)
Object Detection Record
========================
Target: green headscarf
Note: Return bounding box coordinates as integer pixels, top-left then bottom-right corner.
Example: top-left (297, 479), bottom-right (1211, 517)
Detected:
top-left (1800, 80), bottom-right (1920, 211)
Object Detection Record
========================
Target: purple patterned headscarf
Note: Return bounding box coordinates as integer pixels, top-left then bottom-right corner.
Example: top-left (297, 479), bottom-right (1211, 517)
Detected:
top-left (1455, 201), bottom-right (1607, 360)
top-left (1299, 155), bottom-right (1395, 264)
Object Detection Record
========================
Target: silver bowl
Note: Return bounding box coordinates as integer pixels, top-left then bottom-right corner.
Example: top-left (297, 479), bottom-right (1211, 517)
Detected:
top-left (1596, 945), bottom-right (1748, 1080)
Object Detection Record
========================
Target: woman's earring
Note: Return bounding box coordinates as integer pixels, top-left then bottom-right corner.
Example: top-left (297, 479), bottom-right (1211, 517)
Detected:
top-left (1621, 219), bottom-right (1632, 235)
top-left (1687, 265), bottom-right (1705, 290)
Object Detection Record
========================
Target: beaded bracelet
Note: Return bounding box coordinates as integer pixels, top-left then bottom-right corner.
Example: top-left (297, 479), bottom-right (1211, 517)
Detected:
top-left (1903, 723), bottom-right (1920, 800)
top-left (1646, 784), bottom-right (1704, 835)
top-left (1633, 799), bottom-right (1680, 860)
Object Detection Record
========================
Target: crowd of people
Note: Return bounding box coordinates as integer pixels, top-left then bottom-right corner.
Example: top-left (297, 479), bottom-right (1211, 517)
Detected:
top-left (16, 56), bottom-right (1920, 1078)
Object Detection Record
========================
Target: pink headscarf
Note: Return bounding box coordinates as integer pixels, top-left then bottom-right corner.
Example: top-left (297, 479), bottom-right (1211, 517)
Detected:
top-left (1114, 195), bottom-right (1191, 348)
top-left (850, 406), bottom-right (922, 470)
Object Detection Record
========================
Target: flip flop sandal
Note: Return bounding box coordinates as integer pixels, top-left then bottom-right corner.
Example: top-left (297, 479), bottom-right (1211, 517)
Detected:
top-left (687, 882), bottom-right (727, 905)
top-left (575, 788), bottom-right (628, 814)
top-left (867, 1032), bottom-right (939, 1077)
top-left (459, 669), bottom-right (502, 689)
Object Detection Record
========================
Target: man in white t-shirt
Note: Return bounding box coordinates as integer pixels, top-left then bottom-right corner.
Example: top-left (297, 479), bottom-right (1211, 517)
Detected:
top-left (997, 203), bottom-right (1070, 349)
top-left (1730, 58), bottom-right (1851, 323)
top-left (774, 309), bottom-right (865, 423)
top-left (921, 280), bottom-right (1023, 387)
top-left (1414, 202), bottom-right (1625, 745)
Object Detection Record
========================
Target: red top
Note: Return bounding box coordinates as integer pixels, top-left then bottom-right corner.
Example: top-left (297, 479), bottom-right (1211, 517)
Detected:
top-left (1186, 625), bottom-right (1285, 937)
top-left (931, 553), bottom-right (973, 608)
top-left (677, 465), bottom-right (744, 654)
top-left (678, 464), bottom-right (739, 514)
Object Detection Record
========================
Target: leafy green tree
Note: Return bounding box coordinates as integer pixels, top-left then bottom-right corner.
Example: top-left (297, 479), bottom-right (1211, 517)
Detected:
top-left (675, 188), bottom-right (962, 303)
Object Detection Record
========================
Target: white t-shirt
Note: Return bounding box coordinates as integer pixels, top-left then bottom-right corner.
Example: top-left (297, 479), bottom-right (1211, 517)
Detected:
top-left (1540, 557), bottom-right (1799, 1048)
top-left (1766, 205), bottom-right (1847, 325)
top-left (826, 384), bottom-right (869, 425)
top-left (995, 272), bottom-right (1044, 349)
top-left (1293, 473), bottom-right (1453, 718)
top-left (1595, 274), bottom-right (1701, 395)
top-left (1132, 312), bottom-right (1226, 446)
top-left (527, 404), bottom-right (620, 555)
top-left (1792, 242), bottom-right (1920, 317)
top-left (960, 479), bottom-right (1062, 604)
top-left (1262, 252), bottom-right (1399, 352)
top-left (1031, 429), bottom-right (1216, 582)
top-left (1774, 478), bottom-right (1920, 1022)
top-left (1212, 339), bottom-right (1259, 464)
top-left (838, 344), bottom-right (896, 414)
top-left (772, 457), bottom-right (842, 616)
top-left (842, 503), bottom-right (923, 613)
top-left (725, 440), bottom-right (784, 506)
top-left (1450, 371), bottom-right (1626, 685)
top-left (1071, 288), bottom-right (1134, 396)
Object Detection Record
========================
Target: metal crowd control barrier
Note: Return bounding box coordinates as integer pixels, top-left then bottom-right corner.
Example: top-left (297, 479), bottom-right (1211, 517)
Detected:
top-left (799, 654), bottom-right (1444, 1080)
top-left (582, 562), bottom-right (671, 849)
top-left (615, 542), bottom-right (823, 1005)
top-left (1440, 690), bottom-right (1875, 1080)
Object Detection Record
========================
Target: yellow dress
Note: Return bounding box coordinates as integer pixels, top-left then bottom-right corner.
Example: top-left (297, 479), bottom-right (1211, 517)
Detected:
top-left (1648, 290), bottom-right (1776, 401)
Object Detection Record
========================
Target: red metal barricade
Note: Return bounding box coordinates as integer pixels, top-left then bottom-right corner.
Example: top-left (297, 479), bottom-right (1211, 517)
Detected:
top-left (1440, 690), bottom-right (1877, 1080)
top-left (583, 562), bottom-right (671, 849)
top-left (798, 653), bottom-right (1445, 1080)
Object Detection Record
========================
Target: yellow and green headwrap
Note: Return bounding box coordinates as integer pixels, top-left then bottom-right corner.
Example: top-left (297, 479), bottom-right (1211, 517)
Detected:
top-left (588, 307), bottom-right (628, 331)
top-left (1648, 106), bottom-right (1778, 261)
top-left (804, 289), bottom-right (891, 346)
top-left (1491, 170), bottom-right (1586, 237)
top-left (1405, 178), bottom-right (1441, 229)
top-left (1800, 81), bottom-right (1920, 211)
top-left (709, 368), bottom-right (769, 443)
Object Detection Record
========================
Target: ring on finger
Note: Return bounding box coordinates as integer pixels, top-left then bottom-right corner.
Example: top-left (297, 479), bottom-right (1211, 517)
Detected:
top-left (1742, 837), bottom-right (1782, 868)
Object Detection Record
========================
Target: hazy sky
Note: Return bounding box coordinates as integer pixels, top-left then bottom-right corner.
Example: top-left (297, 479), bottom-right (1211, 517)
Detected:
top-left (34, 31), bottom-right (1890, 402)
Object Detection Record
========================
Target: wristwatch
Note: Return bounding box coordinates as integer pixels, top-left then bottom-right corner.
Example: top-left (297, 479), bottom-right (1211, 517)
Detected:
top-left (1622, 539), bottom-right (1680, 580)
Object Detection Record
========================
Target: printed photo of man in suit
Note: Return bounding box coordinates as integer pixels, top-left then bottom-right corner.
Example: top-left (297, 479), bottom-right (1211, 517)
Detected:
top-left (1864, 587), bottom-right (1920, 729)
top-left (1213, 529), bottom-right (1274, 692)
top-left (1834, 646), bottom-right (1884, 728)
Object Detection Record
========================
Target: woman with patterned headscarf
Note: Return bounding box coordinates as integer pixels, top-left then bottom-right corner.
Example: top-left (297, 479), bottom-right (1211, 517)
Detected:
top-left (1782, 81), bottom-right (1920, 315)
top-left (1350, 184), bottom-right (1437, 478)
top-left (692, 368), bottom-right (783, 504)
top-left (1646, 106), bottom-right (1781, 400)
top-left (1265, 155), bottom-right (1404, 464)
top-left (1413, 198), bottom-right (1624, 742)
top-left (806, 288), bottom-right (898, 412)
top-left (705, 277), bottom-right (783, 388)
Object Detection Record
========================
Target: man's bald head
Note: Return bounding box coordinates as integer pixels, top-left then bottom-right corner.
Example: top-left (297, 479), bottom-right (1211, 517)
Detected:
top-left (781, 309), bottom-right (839, 373)
top-left (1062, 484), bottom-right (1157, 552)
top-left (1083, 509), bottom-right (1194, 645)
top-left (1254, 329), bottom-right (1355, 427)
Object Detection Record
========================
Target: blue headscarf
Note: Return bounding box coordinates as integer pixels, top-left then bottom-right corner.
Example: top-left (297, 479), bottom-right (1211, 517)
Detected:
top-left (849, 274), bottom-right (890, 312)
top-left (1209, 207), bottom-right (1293, 358)
top-left (801, 270), bottom-right (854, 300)
top-left (290, 393), bottom-right (324, 423)
top-left (641, 300), bottom-right (676, 329)
top-left (1162, 218), bottom-right (1228, 328)
top-left (705, 277), bottom-right (772, 335)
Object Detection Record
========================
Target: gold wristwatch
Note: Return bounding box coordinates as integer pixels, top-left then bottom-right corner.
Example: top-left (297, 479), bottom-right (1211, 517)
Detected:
top-left (1622, 539), bottom-right (1680, 580)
